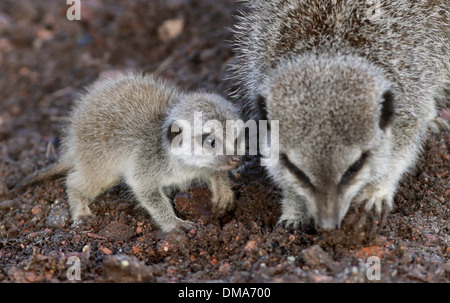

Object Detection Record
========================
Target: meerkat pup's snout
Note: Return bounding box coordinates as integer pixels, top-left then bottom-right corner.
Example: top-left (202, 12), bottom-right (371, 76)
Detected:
top-left (16, 73), bottom-right (243, 232)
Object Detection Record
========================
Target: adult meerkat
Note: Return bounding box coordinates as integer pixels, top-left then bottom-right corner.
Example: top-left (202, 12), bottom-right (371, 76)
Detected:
top-left (15, 73), bottom-right (242, 232)
top-left (230, 0), bottom-right (449, 229)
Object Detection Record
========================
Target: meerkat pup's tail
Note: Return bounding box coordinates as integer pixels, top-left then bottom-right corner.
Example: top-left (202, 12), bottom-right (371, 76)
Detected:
top-left (13, 161), bottom-right (71, 192)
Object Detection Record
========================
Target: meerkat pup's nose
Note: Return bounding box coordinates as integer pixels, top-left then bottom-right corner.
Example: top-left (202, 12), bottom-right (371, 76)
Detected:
top-left (229, 156), bottom-right (241, 166)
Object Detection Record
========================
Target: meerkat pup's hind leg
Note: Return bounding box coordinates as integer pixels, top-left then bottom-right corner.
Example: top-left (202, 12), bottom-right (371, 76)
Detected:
top-left (65, 168), bottom-right (121, 221)
top-left (66, 170), bottom-right (96, 221)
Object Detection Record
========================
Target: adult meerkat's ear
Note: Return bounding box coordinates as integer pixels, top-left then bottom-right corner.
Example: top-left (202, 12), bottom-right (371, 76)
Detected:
top-left (379, 90), bottom-right (395, 130)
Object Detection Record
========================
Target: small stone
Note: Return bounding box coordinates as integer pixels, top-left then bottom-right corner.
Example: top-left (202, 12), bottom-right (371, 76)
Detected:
top-left (0, 200), bottom-right (14, 212)
top-left (244, 240), bottom-right (258, 251)
top-left (218, 263), bottom-right (231, 274)
top-left (354, 245), bottom-right (384, 259)
top-left (102, 255), bottom-right (155, 283)
top-left (301, 245), bottom-right (333, 268)
top-left (46, 203), bottom-right (70, 228)
top-left (158, 17), bottom-right (184, 42)
top-left (31, 204), bottom-right (42, 215)
top-left (99, 246), bottom-right (112, 255)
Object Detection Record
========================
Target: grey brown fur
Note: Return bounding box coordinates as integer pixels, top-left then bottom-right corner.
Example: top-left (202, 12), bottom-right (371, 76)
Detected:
top-left (16, 73), bottom-right (242, 232)
top-left (230, 0), bottom-right (449, 229)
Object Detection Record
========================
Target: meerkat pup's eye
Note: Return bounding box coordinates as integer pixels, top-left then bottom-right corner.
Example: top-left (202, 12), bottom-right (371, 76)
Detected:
top-left (202, 134), bottom-right (216, 148)
top-left (340, 152), bottom-right (368, 184)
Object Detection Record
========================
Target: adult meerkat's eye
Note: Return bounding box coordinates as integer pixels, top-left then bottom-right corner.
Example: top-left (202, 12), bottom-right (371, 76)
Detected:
top-left (340, 152), bottom-right (368, 184)
top-left (281, 154), bottom-right (314, 189)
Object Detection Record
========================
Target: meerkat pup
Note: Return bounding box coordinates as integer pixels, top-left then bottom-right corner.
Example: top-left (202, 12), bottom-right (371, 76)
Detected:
top-left (15, 73), bottom-right (242, 232)
top-left (230, 0), bottom-right (449, 229)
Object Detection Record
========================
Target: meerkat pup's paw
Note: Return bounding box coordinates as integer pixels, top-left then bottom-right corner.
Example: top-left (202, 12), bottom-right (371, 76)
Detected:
top-left (211, 186), bottom-right (235, 215)
top-left (70, 208), bottom-right (95, 228)
top-left (209, 174), bottom-right (236, 215)
top-left (71, 207), bottom-right (94, 221)
top-left (67, 193), bottom-right (95, 222)
top-left (173, 218), bottom-right (195, 233)
top-left (161, 217), bottom-right (195, 233)
top-left (354, 182), bottom-right (395, 214)
top-left (428, 117), bottom-right (449, 133)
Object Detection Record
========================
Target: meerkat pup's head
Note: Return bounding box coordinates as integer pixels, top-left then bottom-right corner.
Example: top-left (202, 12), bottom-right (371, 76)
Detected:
top-left (163, 92), bottom-right (243, 171)
top-left (260, 54), bottom-right (395, 229)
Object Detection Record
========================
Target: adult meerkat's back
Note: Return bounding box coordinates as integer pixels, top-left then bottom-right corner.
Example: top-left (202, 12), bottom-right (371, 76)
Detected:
top-left (16, 74), bottom-right (243, 232)
top-left (230, 0), bottom-right (449, 229)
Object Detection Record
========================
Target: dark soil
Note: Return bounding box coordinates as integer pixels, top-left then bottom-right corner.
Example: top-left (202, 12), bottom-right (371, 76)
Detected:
top-left (0, 0), bottom-right (449, 283)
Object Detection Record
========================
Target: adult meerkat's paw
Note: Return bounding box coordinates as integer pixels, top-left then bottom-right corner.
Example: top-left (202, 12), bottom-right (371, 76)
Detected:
top-left (276, 214), bottom-right (313, 230)
top-left (277, 196), bottom-right (313, 230)
top-left (354, 182), bottom-right (394, 214)
top-left (277, 214), bottom-right (303, 230)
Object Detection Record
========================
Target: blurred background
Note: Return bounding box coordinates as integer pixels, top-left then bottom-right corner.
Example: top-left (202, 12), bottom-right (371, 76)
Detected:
top-left (0, 0), bottom-right (240, 143)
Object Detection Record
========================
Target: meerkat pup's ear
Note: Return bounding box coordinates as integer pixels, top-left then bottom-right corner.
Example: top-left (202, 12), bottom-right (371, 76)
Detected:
top-left (256, 94), bottom-right (269, 121)
top-left (379, 90), bottom-right (395, 130)
top-left (166, 120), bottom-right (182, 144)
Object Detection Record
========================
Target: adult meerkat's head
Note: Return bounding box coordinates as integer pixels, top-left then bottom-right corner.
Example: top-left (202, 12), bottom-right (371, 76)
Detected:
top-left (163, 92), bottom-right (243, 171)
top-left (259, 53), bottom-right (395, 229)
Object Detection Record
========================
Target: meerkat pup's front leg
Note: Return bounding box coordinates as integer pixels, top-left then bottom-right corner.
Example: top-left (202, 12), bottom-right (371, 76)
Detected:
top-left (125, 171), bottom-right (194, 233)
top-left (208, 172), bottom-right (236, 215)
top-left (135, 185), bottom-right (194, 232)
